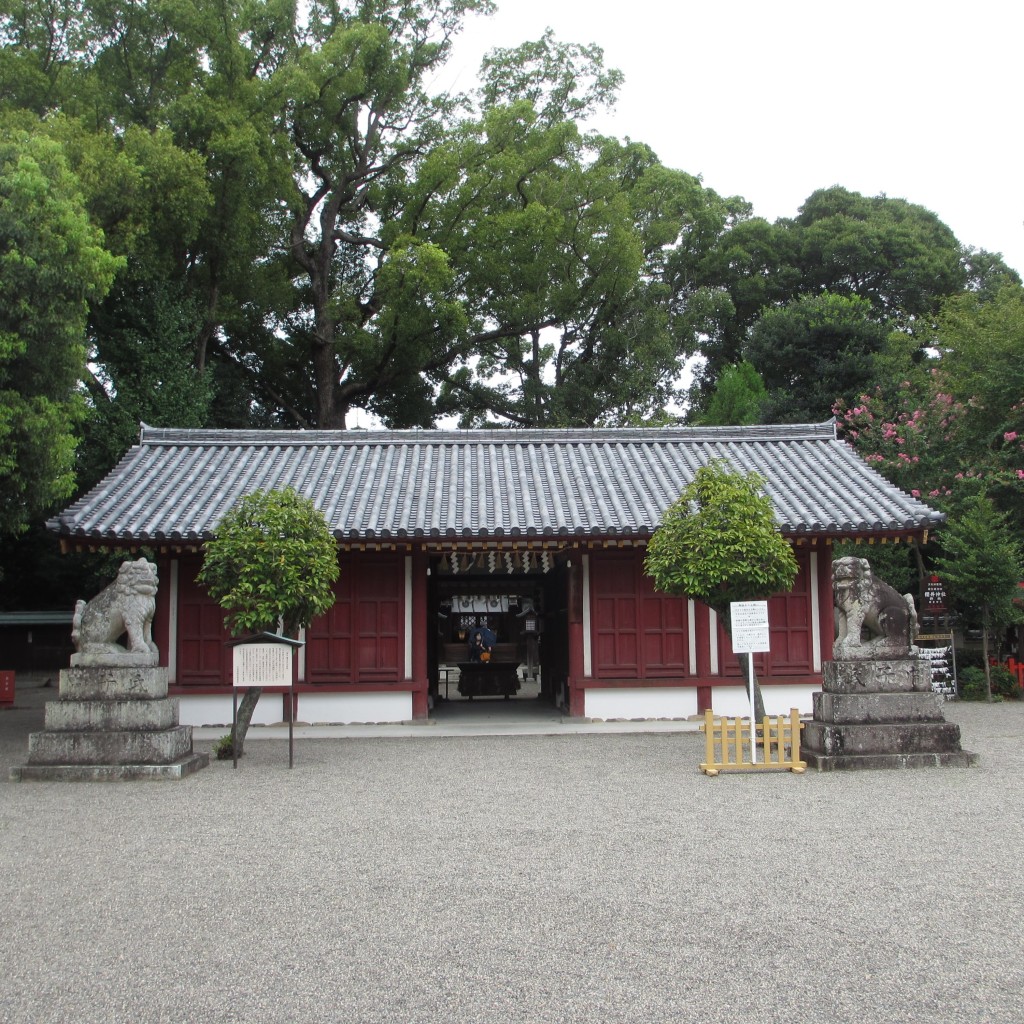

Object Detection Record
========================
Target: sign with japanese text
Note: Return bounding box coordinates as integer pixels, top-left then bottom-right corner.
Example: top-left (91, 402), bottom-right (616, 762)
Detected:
top-left (730, 601), bottom-right (771, 653)
top-left (924, 576), bottom-right (947, 612)
top-left (232, 643), bottom-right (293, 687)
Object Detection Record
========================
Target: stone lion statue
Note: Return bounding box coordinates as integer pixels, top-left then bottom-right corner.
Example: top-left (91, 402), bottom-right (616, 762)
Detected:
top-left (833, 556), bottom-right (918, 660)
top-left (70, 558), bottom-right (160, 667)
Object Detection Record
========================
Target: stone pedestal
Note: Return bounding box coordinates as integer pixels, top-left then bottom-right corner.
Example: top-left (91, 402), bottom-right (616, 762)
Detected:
top-left (801, 658), bottom-right (978, 771)
top-left (10, 666), bottom-right (208, 781)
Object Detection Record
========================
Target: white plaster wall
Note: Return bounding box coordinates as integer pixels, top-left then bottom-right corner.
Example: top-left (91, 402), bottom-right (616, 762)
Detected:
top-left (584, 687), bottom-right (698, 721)
top-left (710, 683), bottom-right (818, 717)
top-left (178, 693), bottom-right (287, 728)
top-left (297, 692), bottom-right (412, 724)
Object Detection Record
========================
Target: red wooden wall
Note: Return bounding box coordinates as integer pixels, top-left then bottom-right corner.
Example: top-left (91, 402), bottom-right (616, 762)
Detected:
top-left (305, 553), bottom-right (403, 683)
top-left (589, 548), bottom-right (817, 681)
top-left (590, 551), bottom-right (689, 679)
top-left (173, 552), bottom-right (405, 687)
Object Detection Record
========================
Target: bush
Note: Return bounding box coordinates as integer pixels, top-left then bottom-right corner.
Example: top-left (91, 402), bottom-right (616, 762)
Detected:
top-left (958, 665), bottom-right (1021, 701)
top-left (213, 734), bottom-right (235, 760)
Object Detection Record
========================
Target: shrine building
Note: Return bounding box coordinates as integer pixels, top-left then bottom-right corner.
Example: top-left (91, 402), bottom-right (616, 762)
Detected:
top-left (47, 421), bottom-right (943, 727)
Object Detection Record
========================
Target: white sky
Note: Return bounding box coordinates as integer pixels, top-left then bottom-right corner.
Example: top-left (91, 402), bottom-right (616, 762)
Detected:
top-left (441, 0), bottom-right (1023, 275)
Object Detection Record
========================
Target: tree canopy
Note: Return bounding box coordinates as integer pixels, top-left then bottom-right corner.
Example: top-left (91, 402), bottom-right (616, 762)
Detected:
top-left (0, 125), bottom-right (121, 534)
top-left (2, 0), bottom-right (1021, 580)
top-left (196, 487), bottom-right (339, 638)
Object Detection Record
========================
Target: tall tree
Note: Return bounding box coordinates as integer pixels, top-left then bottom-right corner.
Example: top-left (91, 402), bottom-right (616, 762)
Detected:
top-left (686, 186), bottom-right (1014, 415)
top-left (0, 125), bottom-right (121, 535)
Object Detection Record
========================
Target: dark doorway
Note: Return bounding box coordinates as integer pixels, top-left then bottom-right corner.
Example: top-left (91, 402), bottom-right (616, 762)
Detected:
top-left (426, 552), bottom-right (568, 716)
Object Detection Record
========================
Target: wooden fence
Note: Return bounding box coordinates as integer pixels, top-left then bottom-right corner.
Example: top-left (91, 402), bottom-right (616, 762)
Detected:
top-left (699, 708), bottom-right (806, 776)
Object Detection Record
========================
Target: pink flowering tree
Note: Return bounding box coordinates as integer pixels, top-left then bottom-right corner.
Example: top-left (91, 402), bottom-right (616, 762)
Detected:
top-left (836, 285), bottom-right (1024, 525)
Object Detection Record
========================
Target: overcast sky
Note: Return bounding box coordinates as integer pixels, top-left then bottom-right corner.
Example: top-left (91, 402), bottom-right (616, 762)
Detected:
top-left (440, 0), bottom-right (1023, 275)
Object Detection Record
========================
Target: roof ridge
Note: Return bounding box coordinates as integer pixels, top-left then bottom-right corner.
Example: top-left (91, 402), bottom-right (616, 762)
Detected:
top-left (140, 422), bottom-right (838, 445)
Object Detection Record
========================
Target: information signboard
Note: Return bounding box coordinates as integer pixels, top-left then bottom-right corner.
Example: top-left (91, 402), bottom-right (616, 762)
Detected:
top-left (924, 575), bottom-right (947, 613)
top-left (227, 634), bottom-right (304, 770)
top-left (730, 601), bottom-right (771, 653)
top-left (730, 600), bottom-right (770, 765)
top-left (232, 643), bottom-right (293, 688)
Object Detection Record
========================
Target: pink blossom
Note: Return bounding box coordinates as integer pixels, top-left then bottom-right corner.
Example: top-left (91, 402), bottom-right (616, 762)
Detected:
top-left (1004, 431), bottom-right (1018, 443)
top-left (929, 490), bottom-right (940, 497)
top-left (911, 489), bottom-right (921, 497)
top-left (1017, 470), bottom-right (1024, 480)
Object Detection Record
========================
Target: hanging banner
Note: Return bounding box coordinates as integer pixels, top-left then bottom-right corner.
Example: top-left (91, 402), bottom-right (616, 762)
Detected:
top-left (924, 575), bottom-right (947, 613)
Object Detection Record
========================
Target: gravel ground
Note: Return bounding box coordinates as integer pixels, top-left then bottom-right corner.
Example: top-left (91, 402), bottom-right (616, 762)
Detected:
top-left (1, 688), bottom-right (1021, 1024)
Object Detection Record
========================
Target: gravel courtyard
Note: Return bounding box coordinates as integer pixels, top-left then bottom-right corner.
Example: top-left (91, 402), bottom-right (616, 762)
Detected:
top-left (1, 692), bottom-right (1021, 1024)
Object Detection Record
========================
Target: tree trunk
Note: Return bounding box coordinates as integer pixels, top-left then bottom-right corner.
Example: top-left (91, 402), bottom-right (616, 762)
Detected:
top-left (736, 650), bottom-right (768, 722)
top-left (231, 686), bottom-right (263, 756)
top-left (721, 609), bottom-right (768, 723)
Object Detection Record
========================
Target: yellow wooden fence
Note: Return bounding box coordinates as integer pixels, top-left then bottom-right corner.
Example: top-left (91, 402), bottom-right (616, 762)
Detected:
top-left (699, 708), bottom-right (806, 775)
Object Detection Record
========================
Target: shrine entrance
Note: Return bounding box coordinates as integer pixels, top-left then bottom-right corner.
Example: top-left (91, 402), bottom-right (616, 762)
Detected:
top-left (426, 550), bottom-right (570, 716)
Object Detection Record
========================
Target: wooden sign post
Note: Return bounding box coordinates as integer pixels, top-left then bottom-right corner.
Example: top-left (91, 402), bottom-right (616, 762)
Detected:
top-left (230, 634), bottom-right (304, 769)
top-left (730, 601), bottom-right (771, 765)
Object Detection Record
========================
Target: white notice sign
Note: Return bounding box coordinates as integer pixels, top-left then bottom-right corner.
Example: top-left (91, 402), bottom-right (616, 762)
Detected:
top-left (730, 601), bottom-right (771, 653)
top-left (233, 643), bottom-right (293, 687)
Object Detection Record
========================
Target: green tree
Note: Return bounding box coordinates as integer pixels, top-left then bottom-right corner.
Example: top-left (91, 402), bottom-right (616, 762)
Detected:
top-left (0, 125), bottom-right (121, 535)
top-left (744, 291), bottom-right (888, 423)
top-left (196, 487), bottom-right (339, 753)
top-left (686, 186), bottom-right (1014, 415)
top-left (787, 186), bottom-right (967, 327)
top-left (696, 361), bottom-right (766, 426)
top-left (434, 135), bottom-right (740, 427)
top-left (644, 460), bottom-right (799, 719)
top-left (934, 494), bottom-right (1022, 701)
top-left (835, 284), bottom-right (1024, 546)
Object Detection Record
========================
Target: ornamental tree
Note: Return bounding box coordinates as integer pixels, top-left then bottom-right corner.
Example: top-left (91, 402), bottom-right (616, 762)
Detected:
top-left (644, 461), bottom-right (798, 720)
top-left (197, 487), bottom-right (339, 753)
top-left (835, 284), bottom-right (1024, 544)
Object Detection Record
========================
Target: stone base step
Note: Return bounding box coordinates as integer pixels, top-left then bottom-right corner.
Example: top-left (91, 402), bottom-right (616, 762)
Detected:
top-left (44, 697), bottom-right (178, 732)
top-left (27, 725), bottom-right (194, 765)
top-left (802, 720), bottom-right (966, 757)
top-left (11, 753), bottom-right (209, 782)
top-left (59, 666), bottom-right (169, 701)
top-left (802, 750), bottom-right (979, 772)
top-left (813, 691), bottom-right (946, 725)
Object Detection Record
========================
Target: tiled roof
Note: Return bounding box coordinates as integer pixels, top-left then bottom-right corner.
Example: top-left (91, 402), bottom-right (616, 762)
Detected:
top-left (48, 422), bottom-right (945, 544)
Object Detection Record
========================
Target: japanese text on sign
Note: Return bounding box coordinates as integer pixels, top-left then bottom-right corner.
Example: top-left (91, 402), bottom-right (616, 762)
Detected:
top-left (730, 601), bottom-right (771, 653)
top-left (233, 643), bottom-right (293, 687)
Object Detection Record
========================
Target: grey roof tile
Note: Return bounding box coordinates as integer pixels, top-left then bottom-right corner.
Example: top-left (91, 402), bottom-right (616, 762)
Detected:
top-left (48, 422), bottom-right (945, 544)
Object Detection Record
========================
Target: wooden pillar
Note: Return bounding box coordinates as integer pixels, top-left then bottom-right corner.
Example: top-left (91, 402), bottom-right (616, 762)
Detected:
top-left (410, 548), bottom-right (430, 720)
top-left (817, 546), bottom-right (835, 671)
top-left (567, 558), bottom-right (585, 717)
top-left (153, 553), bottom-right (173, 672)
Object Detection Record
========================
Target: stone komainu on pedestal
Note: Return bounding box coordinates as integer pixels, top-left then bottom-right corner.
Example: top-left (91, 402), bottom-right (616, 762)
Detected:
top-left (801, 556), bottom-right (977, 771)
top-left (11, 559), bottom-right (209, 781)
